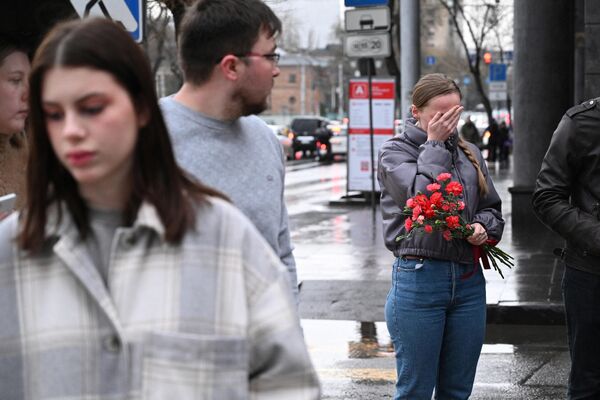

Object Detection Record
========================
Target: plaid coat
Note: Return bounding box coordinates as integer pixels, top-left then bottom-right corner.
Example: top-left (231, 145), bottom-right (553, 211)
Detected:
top-left (0, 198), bottom-right (320, 399)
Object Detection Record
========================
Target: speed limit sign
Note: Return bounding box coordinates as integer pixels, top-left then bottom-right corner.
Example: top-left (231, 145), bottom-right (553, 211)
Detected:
top-left (344, 32), bottom-right (391, 58)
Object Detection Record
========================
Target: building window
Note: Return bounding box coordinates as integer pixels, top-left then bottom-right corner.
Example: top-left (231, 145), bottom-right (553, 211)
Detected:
top-left (289, 73), bottom-right (297, 84)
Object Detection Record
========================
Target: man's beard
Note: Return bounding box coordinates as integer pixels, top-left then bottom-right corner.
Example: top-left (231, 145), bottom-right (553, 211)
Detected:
top-left (236, 83), bottom-right (269, 116)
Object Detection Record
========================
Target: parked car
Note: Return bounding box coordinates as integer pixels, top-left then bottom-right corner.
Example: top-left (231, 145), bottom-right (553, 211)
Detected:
top-left (289, 116), bottom-right (333, 160)
top-left (328, 124), bottom-right (347, 158)
top-left (267, 124), bottom-right (295, 160)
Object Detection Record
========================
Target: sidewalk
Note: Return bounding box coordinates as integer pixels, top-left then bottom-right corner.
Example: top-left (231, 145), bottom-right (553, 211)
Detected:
top-left (292, 160), bottom-right (566, 325)
top-left (480, 163), bottom-right (565, 325)
top-left (286, 159), bottom-right (570, 398)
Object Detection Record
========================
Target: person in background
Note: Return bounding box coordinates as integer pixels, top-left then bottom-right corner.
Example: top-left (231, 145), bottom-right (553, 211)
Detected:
top-left (378, 73), bottom-right (504, 399)
top-left (485, 118), bottom-right (500, 162)
top-left (533, 97), bottom-right (600, 399)
top-left (498, 120), bottom-right (510, 166)
top-left (460, 115), bottom-right (481, 147)
top-left (159, 0), bottom-right (300, 301)
top-left (0, 18), bottom-right (320, 399)
top-left (0, 34), bottom-right (30, 215)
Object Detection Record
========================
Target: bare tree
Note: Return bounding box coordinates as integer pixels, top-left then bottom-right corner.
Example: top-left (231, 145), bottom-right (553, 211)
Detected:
top-left (438, 0), bottom-right (510, 125)
top-left (160, 0), bottom-right (288, 33)
top-left (145, 0), bottom-right (182, 92)
top-left (158, 0), bottom-right (194, 37)
top-left (278, 12), bottom-right (302, 52)
top-left (144, 1), bottom-right (171, 76)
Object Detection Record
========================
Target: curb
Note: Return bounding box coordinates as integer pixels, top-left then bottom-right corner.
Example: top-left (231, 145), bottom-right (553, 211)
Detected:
top-left (486, 303), bottom-right (565, 325)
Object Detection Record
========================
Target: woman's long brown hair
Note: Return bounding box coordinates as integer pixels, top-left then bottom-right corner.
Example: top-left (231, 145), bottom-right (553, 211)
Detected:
top-left (412, 73), bottom-right (489, 196)
top-left (19, 18), bottom-right (226, 252)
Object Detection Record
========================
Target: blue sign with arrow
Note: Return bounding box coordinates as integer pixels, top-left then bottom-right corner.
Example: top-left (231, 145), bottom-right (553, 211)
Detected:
top-left (69, 0), bottom-right (145, 42)
top-left (123, 0), bottom-right (143, 43)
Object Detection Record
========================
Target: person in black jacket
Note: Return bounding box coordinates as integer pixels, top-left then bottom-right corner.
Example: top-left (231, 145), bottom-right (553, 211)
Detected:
top-left (497, 121), bottom-right (510, 167)
top-left (533, 98), bottom-right (600, 399)
top-left (460, 116), bottom-right (481, 147)
top-left (485, 118), bottom-right (499, 162)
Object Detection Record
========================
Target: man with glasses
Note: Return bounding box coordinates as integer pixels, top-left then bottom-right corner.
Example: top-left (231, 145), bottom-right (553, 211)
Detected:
top-left (159, 0), bottom-right (299, 302)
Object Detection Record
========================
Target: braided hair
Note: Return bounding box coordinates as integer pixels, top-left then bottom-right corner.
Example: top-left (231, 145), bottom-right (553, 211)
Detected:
top-left (457, 136), bottom-right (489, 196)
top-left (412, 73), bottom-right (489, 197)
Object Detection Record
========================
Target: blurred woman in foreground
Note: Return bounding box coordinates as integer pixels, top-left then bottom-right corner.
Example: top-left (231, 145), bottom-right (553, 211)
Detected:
top-left (0, 18), bottom-right (319, 399)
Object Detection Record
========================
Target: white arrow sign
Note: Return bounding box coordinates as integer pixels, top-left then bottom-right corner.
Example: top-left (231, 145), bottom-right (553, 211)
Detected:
top-left (70, 0), bottom-right (138, 33)
top-left (489, 81), bottom-right (507, 91)
top-left (345, 7), bottom-right (391, 32)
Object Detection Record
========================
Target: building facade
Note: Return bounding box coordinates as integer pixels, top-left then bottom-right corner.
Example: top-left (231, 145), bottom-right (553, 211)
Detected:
top-left (267, 53), bottom-right (328, 119)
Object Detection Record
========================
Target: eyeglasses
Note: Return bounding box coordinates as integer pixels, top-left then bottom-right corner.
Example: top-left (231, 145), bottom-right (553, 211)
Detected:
top-left (235, 52), bottom-right (281, 65)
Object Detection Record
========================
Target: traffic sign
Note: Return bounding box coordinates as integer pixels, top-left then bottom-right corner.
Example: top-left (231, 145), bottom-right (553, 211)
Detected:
top-left (348, 78), bottom-right (395, 192)
top-left (489, 82), bottom-right (507, 91)
top-left (345, 0), bottom-right (389, 6)
top-left (489, 91), bottom-right (507, 101)
top-left (69, 0), bottom-right (145, 42)
top-left (489, 63), bottom-right (507, 81)
top-left (344, 32), bottom-right (391, 58)
top-left (345, 7), bottom-right (390, 32)
top-left (425, 55), bottom-right (436, 66)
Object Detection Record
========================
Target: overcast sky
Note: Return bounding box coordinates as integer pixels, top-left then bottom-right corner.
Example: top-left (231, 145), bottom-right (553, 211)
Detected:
top-left (269, 0), bottom-right (343, 48)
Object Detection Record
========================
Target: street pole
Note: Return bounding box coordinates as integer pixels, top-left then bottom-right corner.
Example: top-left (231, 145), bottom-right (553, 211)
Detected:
top-left (367, 58), bottom-right (376, 212)
top-left (400, 0), bottom-right (420, 126)
top-left (300, 60), bottom-right (306, 115)
top-left (338, 63), bottom-right (344, 120)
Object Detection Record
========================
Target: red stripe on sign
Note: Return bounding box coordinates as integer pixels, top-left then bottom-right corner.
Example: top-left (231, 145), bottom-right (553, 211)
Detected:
top-left (349, 81), bottom-right (396, 100)
top-left (370, 83), bottom-right (395, 99)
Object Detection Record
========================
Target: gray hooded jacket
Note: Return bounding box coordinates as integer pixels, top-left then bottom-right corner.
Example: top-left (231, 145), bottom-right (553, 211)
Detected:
top-left (377, 118), bottom-right (504, 263)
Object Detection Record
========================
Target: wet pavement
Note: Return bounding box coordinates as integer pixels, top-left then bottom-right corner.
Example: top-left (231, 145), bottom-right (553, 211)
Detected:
top-left (286, 158), bottom-right (570, 398)
top-left (301, 320), bottom-right (568, 399)
top-left (287, 159), bottom-right (565, 324)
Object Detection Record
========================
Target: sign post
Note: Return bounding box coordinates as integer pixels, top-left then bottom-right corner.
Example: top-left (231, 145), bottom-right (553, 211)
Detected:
top-left (347, 78), bottom-right (395, 194)
top-left (488, 63), bottom-right (507, 102)
top-left (344, 33), bottom-right (391, 59)
top-left (344, 0), bottom-right (393, 209)
top-left (345, 7), bottom-right (391, 32)
top-left (345, 0), bottom-right (389, 6)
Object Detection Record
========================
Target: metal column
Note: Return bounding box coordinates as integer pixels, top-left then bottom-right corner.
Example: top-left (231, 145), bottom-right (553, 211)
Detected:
top-left (400, 0), bottom-right (420, 123)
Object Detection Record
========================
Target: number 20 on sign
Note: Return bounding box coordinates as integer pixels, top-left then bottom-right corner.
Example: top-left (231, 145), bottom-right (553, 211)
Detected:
top-left (344, 32), bottom-right (391, 58)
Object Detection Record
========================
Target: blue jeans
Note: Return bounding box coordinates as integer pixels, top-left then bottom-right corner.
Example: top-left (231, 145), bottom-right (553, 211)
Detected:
top-left (385, 257), bottom-right (486, 400)
top-left (563, 266), bottom-right (600, 399)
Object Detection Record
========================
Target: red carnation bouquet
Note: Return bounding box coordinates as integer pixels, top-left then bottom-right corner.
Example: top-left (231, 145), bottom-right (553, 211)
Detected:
top-left (396, 172), bottom-right (513, 278)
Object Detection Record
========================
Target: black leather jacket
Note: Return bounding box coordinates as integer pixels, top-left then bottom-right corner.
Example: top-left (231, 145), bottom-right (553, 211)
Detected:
top-left (533, 98), bottom-right (600, 274)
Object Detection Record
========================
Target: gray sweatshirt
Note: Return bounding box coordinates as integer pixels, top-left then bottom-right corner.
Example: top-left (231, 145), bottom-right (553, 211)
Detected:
top-left (159, 96), bottom-right (298, 299)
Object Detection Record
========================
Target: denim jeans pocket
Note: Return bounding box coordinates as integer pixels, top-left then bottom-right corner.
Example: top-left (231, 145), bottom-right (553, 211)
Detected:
top-left (397, 258), bottom-right (425, 272)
